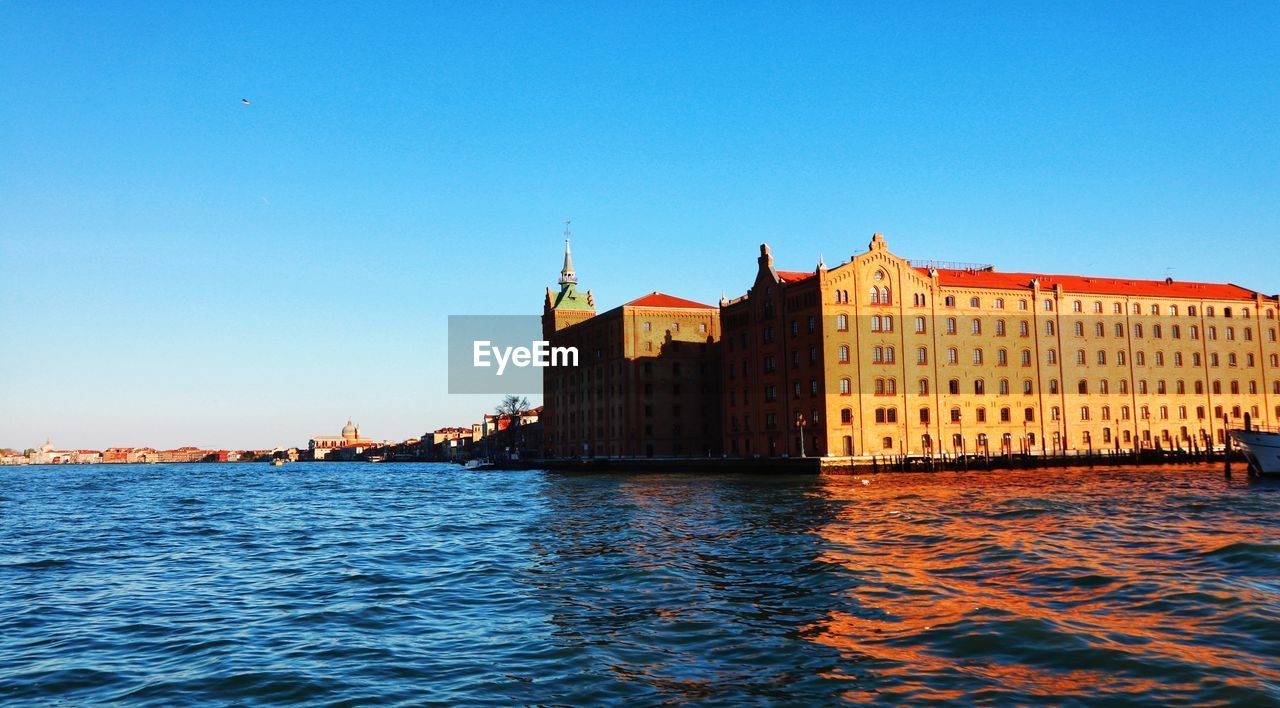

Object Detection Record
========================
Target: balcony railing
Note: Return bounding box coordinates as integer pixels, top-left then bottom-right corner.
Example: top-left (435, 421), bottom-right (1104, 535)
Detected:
top-left (908, 259), bottom-right (995, 272)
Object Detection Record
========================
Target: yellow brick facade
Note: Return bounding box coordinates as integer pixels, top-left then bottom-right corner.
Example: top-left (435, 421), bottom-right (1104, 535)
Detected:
top-left (723, 234), bottom-right (1280, 458)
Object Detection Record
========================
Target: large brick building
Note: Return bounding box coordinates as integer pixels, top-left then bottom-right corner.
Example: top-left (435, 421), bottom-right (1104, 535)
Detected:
top-left (722, 233), bottom-right (1280, 458)
top-left (541, 240), bottom-right (721, 458)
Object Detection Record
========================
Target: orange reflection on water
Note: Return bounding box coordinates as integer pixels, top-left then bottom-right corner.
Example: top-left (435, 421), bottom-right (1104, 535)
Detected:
top-left (803, 467), bottom-right (1280, 700)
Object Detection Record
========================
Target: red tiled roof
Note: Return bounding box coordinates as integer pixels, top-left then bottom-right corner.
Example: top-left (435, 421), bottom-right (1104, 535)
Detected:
top-left (921, 268), bottom-right (1267, 301)
top-left (776, 270), bottom-right (817, 284)
top-left (623, 292), bottom-right (716, 309)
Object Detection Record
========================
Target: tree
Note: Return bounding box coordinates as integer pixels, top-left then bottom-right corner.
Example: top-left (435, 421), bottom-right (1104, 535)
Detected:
top-left (496, 394), bottom-right (530, 418)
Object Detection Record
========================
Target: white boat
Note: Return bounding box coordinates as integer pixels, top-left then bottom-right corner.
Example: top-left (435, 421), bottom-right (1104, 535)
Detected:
top-left (1230, 428), bottom-right (1280, 476)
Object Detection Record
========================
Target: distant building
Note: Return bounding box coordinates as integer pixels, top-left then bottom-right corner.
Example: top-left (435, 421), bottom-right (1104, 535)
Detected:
top-left (71, 450), bottom-right (102, 464)
top-left (127, 448), bottom-right (159, 463)
top-left (156, 447), bottom-right (208, 463)
top-left (29, 440), bottom-right (75, 464)
top-left (309, 419), bottom-right (375, 460)
top-left (103, 448), bottom-right (133, 463)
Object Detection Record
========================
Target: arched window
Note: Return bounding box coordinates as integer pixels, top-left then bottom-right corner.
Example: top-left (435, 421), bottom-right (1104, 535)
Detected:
top-left (999, 378), bottom-right (1010, 395)
top-left (974, 379), bottom-right (985, 395)
top-left (918, 378), bottom-right (930, 395)
top-left (948, 378), bottom-right (960, 395)
top-left (870, 286), bottom-right (881, 304)
top-left (838, 345), bottom-right (850, 363)
top-left (839, 378), bottom-right (851, 395)
top-left (1078, 379), bottom-right (1089, 394)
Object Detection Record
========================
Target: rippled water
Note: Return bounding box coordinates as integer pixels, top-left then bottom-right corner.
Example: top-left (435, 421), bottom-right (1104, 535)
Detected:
top-left (1, 463), bottom-right (1278, 705)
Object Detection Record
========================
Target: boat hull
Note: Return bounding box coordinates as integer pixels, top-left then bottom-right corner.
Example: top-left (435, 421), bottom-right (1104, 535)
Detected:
top-left (1230, 430), bottom-right (1280, 476)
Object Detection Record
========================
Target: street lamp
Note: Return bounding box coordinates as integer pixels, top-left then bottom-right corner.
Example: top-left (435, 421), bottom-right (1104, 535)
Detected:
top-left (795, 412), bottom-right (807, 458)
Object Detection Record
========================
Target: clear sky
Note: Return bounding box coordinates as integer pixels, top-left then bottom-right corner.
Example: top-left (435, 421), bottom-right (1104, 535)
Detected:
top-left (2, 2), bottom-right (1277, 450)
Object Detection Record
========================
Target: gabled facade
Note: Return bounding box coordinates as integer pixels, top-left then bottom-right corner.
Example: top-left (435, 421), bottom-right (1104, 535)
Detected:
top-left (724, 233), bottom-right (1280, 458)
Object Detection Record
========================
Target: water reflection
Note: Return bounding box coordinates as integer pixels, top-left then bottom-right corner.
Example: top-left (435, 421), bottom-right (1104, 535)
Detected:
top-left (805, 468), bottom-right (1280, 703)
top-left (524, 473), bottom-right (853, 703)
top-left (1, 464), bottom-right (1277, 704)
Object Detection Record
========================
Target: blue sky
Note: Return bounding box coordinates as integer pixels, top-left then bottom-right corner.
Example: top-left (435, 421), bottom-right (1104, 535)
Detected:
top-left (2, 2), bottom-right (1277, 450)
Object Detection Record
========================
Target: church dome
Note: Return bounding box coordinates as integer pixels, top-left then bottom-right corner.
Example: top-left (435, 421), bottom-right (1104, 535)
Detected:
top-left (341, 419), bottom-right (358, 440)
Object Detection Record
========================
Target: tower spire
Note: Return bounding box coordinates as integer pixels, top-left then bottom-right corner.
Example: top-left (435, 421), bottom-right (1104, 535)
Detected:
top-left (559, 218), bottom-right (577, 285)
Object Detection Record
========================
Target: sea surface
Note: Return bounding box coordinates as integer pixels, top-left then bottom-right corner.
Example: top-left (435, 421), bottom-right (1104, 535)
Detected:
top-left (1, 463), bottom-right (1278, 705)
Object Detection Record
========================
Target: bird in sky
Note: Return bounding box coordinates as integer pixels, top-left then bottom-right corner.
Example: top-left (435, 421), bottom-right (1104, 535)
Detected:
top-left (241, 98), bottom-right (251, 105)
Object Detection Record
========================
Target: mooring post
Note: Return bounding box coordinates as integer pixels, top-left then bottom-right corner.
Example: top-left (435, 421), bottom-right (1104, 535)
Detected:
top-left (1223, 413), bottom-right (1232, 478)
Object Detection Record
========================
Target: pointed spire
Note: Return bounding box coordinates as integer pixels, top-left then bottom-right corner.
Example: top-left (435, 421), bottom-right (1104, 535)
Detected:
top-left (817, 253), bottom-right (826, 270)
top-left (559, 219), bottom-right (577, 285)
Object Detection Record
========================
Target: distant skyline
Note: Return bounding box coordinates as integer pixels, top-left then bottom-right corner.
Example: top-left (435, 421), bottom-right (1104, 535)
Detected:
top-left (2, 2), bottom-right (1277, 449)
